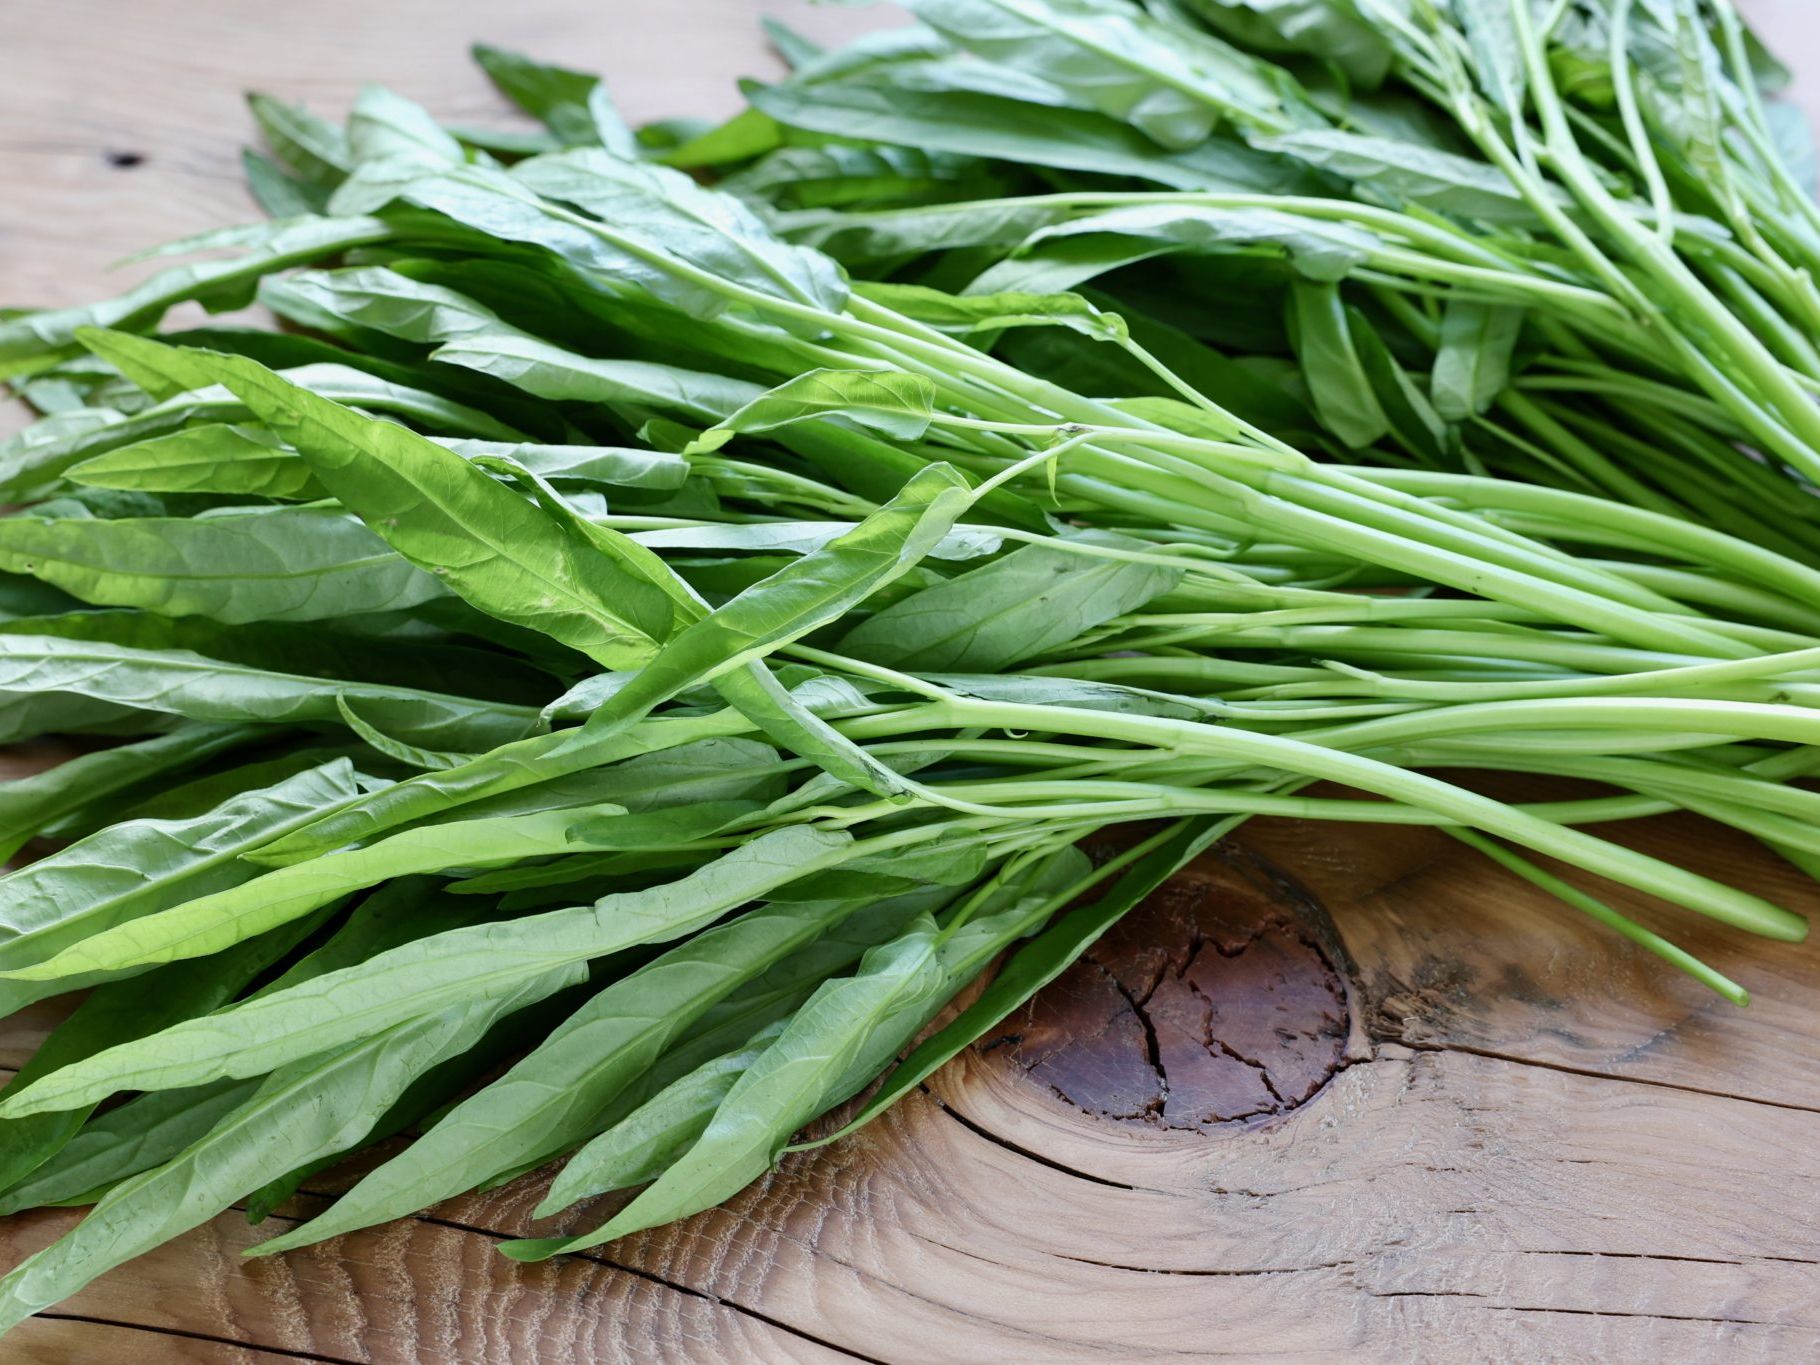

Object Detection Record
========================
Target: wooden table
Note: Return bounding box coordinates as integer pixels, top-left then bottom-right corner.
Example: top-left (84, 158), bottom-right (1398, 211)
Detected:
top-left (4, 3), bottom-right (1820, 1360)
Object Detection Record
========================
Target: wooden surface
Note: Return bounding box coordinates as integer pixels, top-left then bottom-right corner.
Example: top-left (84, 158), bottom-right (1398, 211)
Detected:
top-left (5, 3), bottom-right (1820, 1361)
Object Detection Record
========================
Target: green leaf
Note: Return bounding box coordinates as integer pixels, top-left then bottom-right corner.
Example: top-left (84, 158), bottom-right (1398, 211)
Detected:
top-left (763, 16), bottom-right (826, 69)
top-left (249, 708), bottom-right (756, 869)
top-left (176, 346), bottom-right (680, 667)
top-left (627, 520), bottom-right (1003, 561)
top-left (448, 736), bottom-right (787, 826)
top-left (1350, 314), bottom-right (1449, 462)
top-left (905, 0), bottom-right (1286, 148)
top-left (260, 264), bottom-right (500, 344)
top-left (242, 150), bottom-right (330, 219)
top-left (0, 217), bottom-right (391, 374)
top-left (347, 85), bottom-right (464, 169)
top-left (721, 143), bottom-right (998, 212)
top-left (429, 327), bottom-right (765, 425)
top-left (474, 882), bottom-right (956, 1192)
top-left (0, 902), bottom-right (329, 1193)
top-left (687, 369), bottom-right (938, 453)
top-left (715, 661), bottom-right (914, 801)
top-left (1456, 0), bottom-right (1529, 116)
top-left (1179, 0), bottom-right (1391, 87)
top-left (446, 439), bottom-right (691, 489)
top-left (1288, 280), bottom-right (1390, 448)
top-left (472, 44), bottom-right (638, 155)
top-left (0, 798), bottom-right (641, 983)
top-left (245, 888), bottom-right (890, 1255)
top-left (0, 507), bottom-right (446, 622)
top-left (246, 93), bottom-right (351, 184)
top-left (0, 723), bottom-right (257, 863)
top-left (774, 197), bottom-right (1082, 265)
top-left (978, 203), bottom-right (1378, 296)
top-left (0, 634), bottom-right (537, 750)
top-left (72, 333), bottom-right (526, 442)
top-left (4, 355), bottom-right (527, 501)
top-left (926, 672), bottom-right (1216, 720)
top-left (0, 572), bottom-right (80, 623)
top-left (0, 694), bottom-right (157, 748)
top-left (67, 424), bottom-right (325, 499)
top-left (0, 608), bottom-right (553, 708)
top-left (535, 1018), bottom-right (789, 1210)
top-left (0, 1079), bottom-right (257, 1215)
top-left (336, 696), bottom-right (469, 771)
top-left (498, 915), bottom-right (951, 1259)
top-left (0, 964), bottom-right (577, 1336)
top-left (749, 79), bottom-right (1309, 192)
top-left (655, 109), bottom-right (784, 168)
top-left (553, 462), bottom-right (974, 756)
top-left (1253, 129), bottom-right (1540, 221)
top-left (841, 529), bottom-right (1184, 671)
top-left (0, 826), bottom-right (855, 1116)
top-left (0, 410), bottom-right (127, 500)
top-left (74, 326), bottom-right (220, 400)
top-left (1432, 300), bottom-right (1525, 421)
top-left (241, 964), bottom-right (584, 1224)
top-left (0, 760), bottom-right (361, 994)
top-left (1764, 100), bottom-right (1818, 197)
top-left (508, 149), bottom-right (848, 315)
top-left (0, 881), bottom-right (487, 1211)
top-left (72, 427), bottom-right (686, 500)
top-left (855, 280), bottom-right (1129, 343)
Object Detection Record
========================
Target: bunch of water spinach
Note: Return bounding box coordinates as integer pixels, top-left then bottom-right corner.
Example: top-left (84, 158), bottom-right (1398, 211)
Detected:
top-left (698, 0), bottom-right (1820, 562)
top-left (0, 21), bottom-right (1814, 1327)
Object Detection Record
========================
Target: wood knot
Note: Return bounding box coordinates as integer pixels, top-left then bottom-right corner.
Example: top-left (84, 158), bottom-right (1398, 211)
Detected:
top-left (979, 849), bottom-right (1352, 1130)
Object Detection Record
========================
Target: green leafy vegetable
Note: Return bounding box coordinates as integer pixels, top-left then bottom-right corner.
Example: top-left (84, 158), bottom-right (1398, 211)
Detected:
top-left (0, 8), bottom-right (1815, 1330)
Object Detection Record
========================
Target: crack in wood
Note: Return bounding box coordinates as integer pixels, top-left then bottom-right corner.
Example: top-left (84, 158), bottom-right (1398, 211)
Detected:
top-left (36, 1309), bottom-right (361, 1364)
top-left (924, 1093), bottom-right (1139, 1191)
top-left (1048, 1253), bottom-right (1357, 1278)
top-left (340, 1205), bottom-right (886, 1365)
top-left (1482, 1306), bottom-right (1805, 1329)
top-left (1399, 1038), bottom-right (1820, 1117)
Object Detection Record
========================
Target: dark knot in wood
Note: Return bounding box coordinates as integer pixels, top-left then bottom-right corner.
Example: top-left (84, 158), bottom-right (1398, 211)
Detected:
top-left (980, 847), bottom-right (1354, 1130)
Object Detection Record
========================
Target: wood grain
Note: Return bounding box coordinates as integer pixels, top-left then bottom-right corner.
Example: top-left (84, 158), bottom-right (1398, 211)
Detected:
top-left (3, 2), bottom-right (1820, 1361)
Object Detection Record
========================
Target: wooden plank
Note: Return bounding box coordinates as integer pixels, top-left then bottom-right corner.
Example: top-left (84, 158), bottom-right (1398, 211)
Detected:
top-left (2, 1), bottom-right (1820, 1360)
top-left (244, 848), bottom-right (1818, 1361)
top-left (0, 0), bottom-right (900, 309)
top-left (0, 1201), bottom-right (853, 1364)
top-left (10, 1317), bottom-right (328, 1364)
top-left (1239, 805), bottom-right (1820, 1110)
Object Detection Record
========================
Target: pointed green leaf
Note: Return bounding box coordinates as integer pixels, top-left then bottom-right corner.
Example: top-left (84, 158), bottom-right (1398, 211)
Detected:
top-left (842, 529), bottom-right (1183, 671)
top-left (0, 760), bottom-right (362, 996)
top-left (472, 44), bottom-right (638, 155)
top-left (499, 916), bottom-right (950, 1259)
top-left (67, 424), bottom-right (325, 500)
top-left (1, 798), bottom-right (638, 983)
top-left (799, 821), bottom-right (1220, 1148)
top-left (246, 889), bottom-right (886, 1255)
top-left (0, 507), bottom-right (446, 622)
top-left (0, 903), bottom-right (329, 1193)
top-left (0, 723), bottom-right (257, 863)
top-left (0, 217), bottom-right (390, 373)
top-left (176, 346), bottom-right (679, 666)
top-left (1289, 280), bottom-right (1390, 448)
top-left (0, 966), bottom-right (576, 1336)
top-left (0, 826), bottom-right (856, 1117)
top-left (0, 634), bottom-right (537, 749)
top-left (687, 369), bottom-right (937, 454)
top-left (1432, 300), bottom-right (1525, 421)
